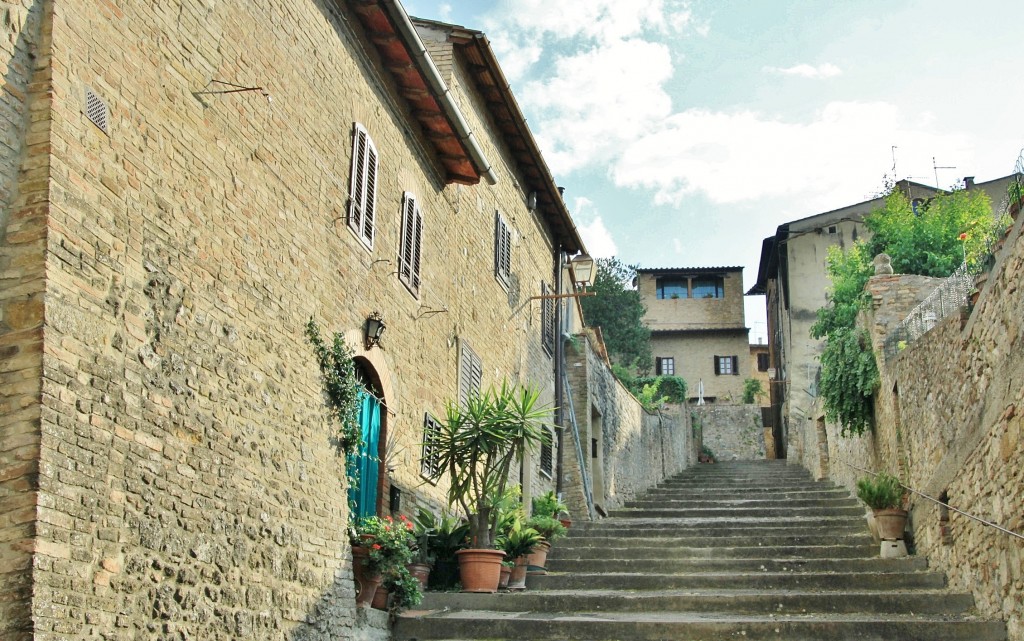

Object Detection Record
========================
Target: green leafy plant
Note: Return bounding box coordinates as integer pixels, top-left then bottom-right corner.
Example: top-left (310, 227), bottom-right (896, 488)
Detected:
top-left (856, 472), bottom-right (904, 510)
top-left (742, 378), bottom-right (766, 404)
top-left (351, 514), bottom-right (423, 611)
top-left (818, 327), bottom-right (879, 436)
top-left (412, 507), bottom-right (469, 563)
top-left (531, 490), bottom-right (568, 519)
top-left (636, 378), bottom-right (669, 411)
top-left (699, 445), bottom-right (716, 463)
top-left (632, 376), bottom-right (687, 403)
top-left (382, 567), bottom-right (423, 611)
top-left (305, 318), bottom-right (363, 456)
top-left (524, 515), bottom-right (566, 544)
top-left (496, 519), bottom-right (543, 559)
top-left (427, 382), bottom-right (554, 549)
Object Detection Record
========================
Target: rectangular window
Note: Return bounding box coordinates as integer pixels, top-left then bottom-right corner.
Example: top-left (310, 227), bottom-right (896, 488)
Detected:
top-left (458, 340), bottom-right (483, 408)
top-left (494, 211), bottom-right (512, 287)
top-left (541, 281), bottom-right (555, 355)
top-left (655, 356), bottom-right (675, 376)
top-left (757, 352), bottom-right (770, 372)
top-left (397, 192), bottom-right (424, 296)
top-left (539, 426), bottom-right (554, 478)
top-left (420, 413), bottom-right (442, 482)
top-left (714, 355), bottom-right (739, 375)
top-left (348, 123), bottom-right (378, 249)
top-left (656, 277), bottom-right (688, 299)
top-left (692, 276), bottom-right (724, 299)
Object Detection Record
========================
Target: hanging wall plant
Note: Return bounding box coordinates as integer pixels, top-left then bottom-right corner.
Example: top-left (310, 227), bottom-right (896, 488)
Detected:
top-left (305, 318), bottom-right (363, 457)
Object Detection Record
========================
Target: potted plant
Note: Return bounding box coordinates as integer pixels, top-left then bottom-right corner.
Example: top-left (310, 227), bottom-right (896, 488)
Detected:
top-left (352, 515), bottom-right (422, 611)
top-left (497, 519), bottom-right (543, 590)
top-left (412, 508), bottom-right (469, 591)
top-left (532, 490), bottom-right (570, 528)
top-left (428, 382), bottom-right (554, 592)
top-left (856, 472), bottom-right (908, 541)
top-left (523, 514), bottom-right (566, 575)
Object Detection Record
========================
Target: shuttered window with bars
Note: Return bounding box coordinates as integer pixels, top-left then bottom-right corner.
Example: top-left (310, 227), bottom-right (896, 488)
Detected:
top-left (420, 413), bottom-right (442, 482)
top-left (655, 356), bottom-right (675, 376)
top-left (494, 211), bottom-right (512, 287)
top-left (348, 123), bottom-right (378, 249)
top-left (714, 355), bottom-right (740, 375)
top-left (541, 281), bottom-right (555, 355)
top-left (539, 426), bottom-right (554, 478)
top-left (458, 340), bottom-right (483, 408)
top-left (397, 192), bottom-right (423, 296)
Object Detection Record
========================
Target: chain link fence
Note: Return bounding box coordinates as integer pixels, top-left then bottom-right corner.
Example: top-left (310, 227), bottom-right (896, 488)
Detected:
top-left (882, 262), bottom-right (976, 361)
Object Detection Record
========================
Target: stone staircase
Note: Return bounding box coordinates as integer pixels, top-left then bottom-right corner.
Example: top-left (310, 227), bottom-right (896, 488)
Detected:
top-left (394, 460), bottom-right (1006, 641)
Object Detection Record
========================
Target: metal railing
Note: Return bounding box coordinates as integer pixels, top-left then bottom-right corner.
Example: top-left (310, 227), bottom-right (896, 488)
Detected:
top-left (560, 363), bottom-right (595, 521)
top-left (882, 262), bottom-right (976, 361)
top-left (844, 462), bottom-right (1024, 542)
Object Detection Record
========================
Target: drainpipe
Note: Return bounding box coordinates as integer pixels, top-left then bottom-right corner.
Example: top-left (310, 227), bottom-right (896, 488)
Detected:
top-left (554, 248), bottom-right (565, 495)
top-left (380, 0), bottom-right (498, 185)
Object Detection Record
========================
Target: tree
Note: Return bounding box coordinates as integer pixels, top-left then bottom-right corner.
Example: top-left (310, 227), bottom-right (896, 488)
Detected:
top-left (579, 257), bottom-right (653, 373)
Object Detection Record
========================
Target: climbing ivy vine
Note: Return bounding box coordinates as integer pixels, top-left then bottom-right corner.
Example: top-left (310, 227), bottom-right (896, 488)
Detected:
top-left (305, 318), bottom-right (363, 456)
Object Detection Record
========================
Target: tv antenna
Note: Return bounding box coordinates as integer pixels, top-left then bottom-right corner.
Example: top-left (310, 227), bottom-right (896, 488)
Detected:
top-left (933, 156), bottom-right (956, 189)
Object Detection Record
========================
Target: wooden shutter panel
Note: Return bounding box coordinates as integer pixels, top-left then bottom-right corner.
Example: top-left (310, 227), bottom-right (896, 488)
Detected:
top-left (459, 341), bottom-right (482, 408)
top-left (349, 126), bottom-right (366, 232)
top-left (713, 355), bottom-right (721, 375)
top-left (656, 357), bottom-right (663, 375)
top-left (411, 206), bottom-right (423, 290)
top-left (732, 355), bottom-right (740, 375)
top-left (363, 143), bottom-right (378, 246)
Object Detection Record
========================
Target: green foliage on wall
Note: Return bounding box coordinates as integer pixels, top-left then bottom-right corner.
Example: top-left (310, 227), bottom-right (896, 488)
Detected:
top-left (741, 378), bottom-right (765, 404)
top-left (305, 318), bottom-right (363, 455)
top-left (818, 327), bottom-right (879, 436)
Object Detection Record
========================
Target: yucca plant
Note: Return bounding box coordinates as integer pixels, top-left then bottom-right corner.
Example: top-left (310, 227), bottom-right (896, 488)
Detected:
top-left (427, 382), bottom-right (554, 550)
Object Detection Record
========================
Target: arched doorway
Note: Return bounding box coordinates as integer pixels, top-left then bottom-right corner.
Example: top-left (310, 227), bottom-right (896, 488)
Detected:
top-left (348, 361), bottom-right (386, 520)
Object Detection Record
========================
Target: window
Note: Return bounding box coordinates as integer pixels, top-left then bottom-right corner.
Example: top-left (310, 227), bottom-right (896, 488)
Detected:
top-left (420, 413), bottom-right (442, 482)
top-left (714, 355), bottom-right (739, 375)
top-left (757, 353), bottom-right (770, 372)
top-left (397, 192), bottom-right (423, 296)
top-left (458, 340), bottom-right (482, 408)
top-left (827, 225), bottom-right (838, 235)
top-left (348, 123), bottom-right (378, 249)
top-left (656, 277), bottom-right (688, 299)
top-left (655, 356), bottom-right (675, 376)
top-left (541, 281), bottom-right (555, 355)
top-left (494, 211), bottom-right (512, 287)
top-left (539, 426), bottom-right (554, 478)
top-left (692, 276), bottom-right (724, 299)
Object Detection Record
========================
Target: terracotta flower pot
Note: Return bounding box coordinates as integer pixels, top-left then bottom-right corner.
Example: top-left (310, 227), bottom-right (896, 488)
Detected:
top-left (406, 562), bottom-right (431, 591)
top-left (371, 584), bottom-right (389, 610)
top-left (526, 540), bottom-right (551, 575)
top-left (507, 555), bottom-right (528, 591)
top-left (456, 548), bottom-right (505, 593)
top-left (499, 565), bottom-right (511, 589)
top-left (874, 508), bottom-right (908, 540)
top-left (351, 546), bottom-right (382, 608)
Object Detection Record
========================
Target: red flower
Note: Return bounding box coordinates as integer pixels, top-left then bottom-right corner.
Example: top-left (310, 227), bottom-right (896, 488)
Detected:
top-left (405, 521), bottom-right (414, 531)
top-left (371, 544), bottom-right (381, 550)
top-left (959, 232), bottom-right (968, 240)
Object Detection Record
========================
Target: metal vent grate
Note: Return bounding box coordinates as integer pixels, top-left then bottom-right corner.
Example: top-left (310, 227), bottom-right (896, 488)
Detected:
top-left (84, 86), bottom-right (109, 135)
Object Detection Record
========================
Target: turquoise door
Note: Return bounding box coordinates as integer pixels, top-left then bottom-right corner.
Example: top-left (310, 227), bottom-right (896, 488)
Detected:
top-left (348, 390), bottom-right (382, 520)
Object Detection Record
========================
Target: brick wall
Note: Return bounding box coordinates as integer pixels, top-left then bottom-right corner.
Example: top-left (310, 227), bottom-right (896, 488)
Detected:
top-left (693, 404), bottom-right (765, 461)
top-left (818, 213), bottom-right (1024, 639)
top-left (16, 1), bottom-right (566, 639)
top-left (0, 1), bottom-right (49, 639)
top-left (563, 332), bottom-right (693, 517)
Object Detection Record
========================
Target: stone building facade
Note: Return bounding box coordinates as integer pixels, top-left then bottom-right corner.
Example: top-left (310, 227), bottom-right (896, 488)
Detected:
top-left (813, 205), bottom-right (1024, 638)
top-left (0, 1), bottom-right (592, 639)
top-left (637, 266), bottom-right (749, 402)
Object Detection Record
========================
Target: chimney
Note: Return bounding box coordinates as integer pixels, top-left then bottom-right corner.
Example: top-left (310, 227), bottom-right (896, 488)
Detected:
top-left (963, 176), bottom-right (975, 189)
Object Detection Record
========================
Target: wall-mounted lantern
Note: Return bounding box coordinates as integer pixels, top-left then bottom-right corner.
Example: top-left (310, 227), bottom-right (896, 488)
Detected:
top-left (569, 254), bottom-right (596, 289)
top-left (365, 311), bottom-right (386, 349)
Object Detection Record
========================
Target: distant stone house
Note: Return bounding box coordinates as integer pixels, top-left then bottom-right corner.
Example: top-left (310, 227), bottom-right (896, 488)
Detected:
top-left (748, 175), bottom-right (1015, 461)
top-left (0, 1), bottom-right (590, 639)
top-left (636, 267), bottom-right (750, 403)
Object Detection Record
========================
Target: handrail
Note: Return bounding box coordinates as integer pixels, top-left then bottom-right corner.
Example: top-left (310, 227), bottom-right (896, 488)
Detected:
top-left (560, 362), bottom-right (595, 520)
top-left (842, 461), bottom-right (1024, 542)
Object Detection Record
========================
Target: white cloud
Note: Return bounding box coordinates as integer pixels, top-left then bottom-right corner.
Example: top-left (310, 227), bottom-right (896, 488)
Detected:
top-left (613, 101), bottom-right (974, 206)
top-left (672, 238), bottom-right (683, 254)
top-left (523, 39), bottom-right (674, 173)
top-left (572, 197), bottom-right (618, 257)
top-left (438, 2), bottom-right (453, 21)
top-left (763, 63), bottom-right (842, 79)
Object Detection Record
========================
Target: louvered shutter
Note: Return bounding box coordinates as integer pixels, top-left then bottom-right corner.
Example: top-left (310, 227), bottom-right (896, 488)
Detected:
top-left (459, 341), bottom-right (482, 408)
top-left (349, 127), bottom-right (367, 233)
top-left (411, 206), bottom-right (422, 290)
top-left (714, 355), bottom-right (721, 375)
top-left (732, 355), bottom-right (740, 375)
top-left (362, 143), bottom-right (378, 247)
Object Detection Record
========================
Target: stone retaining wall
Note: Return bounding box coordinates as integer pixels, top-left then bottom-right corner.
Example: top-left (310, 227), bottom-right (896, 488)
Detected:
top-left (693, 404), bottom-right (766, 461)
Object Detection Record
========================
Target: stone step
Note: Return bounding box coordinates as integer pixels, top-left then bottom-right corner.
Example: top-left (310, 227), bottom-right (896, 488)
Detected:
top-left (550, 543), bottom-right (876, 560)
top-left (527, 569), bottom-right (947, 591)
top-left (416, 587), bottom-right (978, 615)
top-left (624, 496), bottom-right (859, 509)
top-left (394, 611), bottom-right (1006, 641)
top-left (649, 488), bottom-right (852, 501)
top-left (569, 520), bottom-right (868, 536)
top-left (607, 504), bottom-right (866, 518)
top-left (548, 556), bottom-right (928, 574)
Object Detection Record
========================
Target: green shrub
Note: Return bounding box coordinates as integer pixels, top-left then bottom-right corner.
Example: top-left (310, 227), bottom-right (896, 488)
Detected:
top-left (856, 472), bottom-right (904, 510)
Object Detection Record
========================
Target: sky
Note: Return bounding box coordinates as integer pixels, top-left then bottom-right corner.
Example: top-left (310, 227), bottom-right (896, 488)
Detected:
top-left (403, 0), bottom-right (1024, 342)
